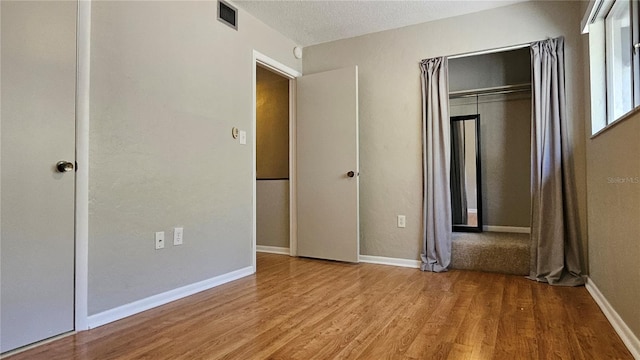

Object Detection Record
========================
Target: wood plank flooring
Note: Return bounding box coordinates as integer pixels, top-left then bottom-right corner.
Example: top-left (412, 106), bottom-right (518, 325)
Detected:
top-left (5, 253), bottom-right (633, 359)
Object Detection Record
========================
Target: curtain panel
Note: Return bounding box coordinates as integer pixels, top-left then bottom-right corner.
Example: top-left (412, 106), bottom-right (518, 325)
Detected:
top-left (420, 57), bottom-right (452, 272)
top-left (529, 37), bottom-right (584, 286)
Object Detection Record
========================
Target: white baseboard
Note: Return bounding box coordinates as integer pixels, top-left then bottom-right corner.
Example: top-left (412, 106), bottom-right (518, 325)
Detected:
top-left (359, 255), bottom-right (421, 269)
top-left (468, 208), bottom-right (478, 214)
top-left (256, 245), bottom-right (290, 255)
top-left (483, 225), bottom-right (531, 234)
top-left (586, 277), bottom-right (640, 359)
top-left (87, 266), bottom-right (254, 329)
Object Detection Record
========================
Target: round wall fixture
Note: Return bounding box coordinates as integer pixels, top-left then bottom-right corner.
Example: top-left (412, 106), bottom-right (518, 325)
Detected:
top-left (293, 46), bottom-right (303, 59)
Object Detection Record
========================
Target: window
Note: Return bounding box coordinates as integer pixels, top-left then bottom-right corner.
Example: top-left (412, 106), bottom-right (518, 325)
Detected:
top-left (605, 0), bottom-right (635, 122)
top-left (583, 0), bottom-right (640, 134)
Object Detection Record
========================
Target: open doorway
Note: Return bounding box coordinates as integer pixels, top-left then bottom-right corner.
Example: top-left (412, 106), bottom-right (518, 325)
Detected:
top-left (447, 46), bottom-right (533, 275)
top-left (252, 52), bottom-right (301, 271)
top-left (255, 65), bottom-right (291, 256)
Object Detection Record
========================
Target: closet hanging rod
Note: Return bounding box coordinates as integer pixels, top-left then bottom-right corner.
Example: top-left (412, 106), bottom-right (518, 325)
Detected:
top-left (449, 83), bottom-right (531, 99)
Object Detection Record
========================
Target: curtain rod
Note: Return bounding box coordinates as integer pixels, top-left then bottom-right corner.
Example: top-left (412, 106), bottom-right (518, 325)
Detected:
top-left (447, 43), bottom-right (531, 60)
top-left (449, 83), bottom-right (531, 98)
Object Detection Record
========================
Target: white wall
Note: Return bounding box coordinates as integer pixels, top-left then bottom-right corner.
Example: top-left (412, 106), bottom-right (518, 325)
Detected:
top-left (303, 1), bottom-right (587, 262)
top-left (88, 1), bottom-right (300, 315)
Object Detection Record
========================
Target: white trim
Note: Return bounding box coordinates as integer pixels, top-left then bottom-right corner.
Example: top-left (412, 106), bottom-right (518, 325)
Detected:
top-left (359, 255), bottom-right (421, 269)
top-left (252, 50), bottom-right (302, 266)
top-left (256, 245), bottom-right (290, 255)
top-left (581, 0), bottom-right (598, 34)
top-left (586, 277), bottom-right (640, 359)
top-left (468, 208), bottom-right (478, 214)
top-left (288, 78), bottom-right (298, 257)
top-left (592, 104), bottom-right (640, 139)
top-left (354, 66), bottom-right (360, 260)
top-left (582, 0), bottom-right (615, 34)
top-left (74, 0), bottom-right (91, 332)
top-left (87, 266), bottom-right (254, 329)
top-left (252, 54), bottom-right (257, 272)
top-left (253, 51), bottom-right (301, 79)
top-left (482, 226), bottom-right (531, 234)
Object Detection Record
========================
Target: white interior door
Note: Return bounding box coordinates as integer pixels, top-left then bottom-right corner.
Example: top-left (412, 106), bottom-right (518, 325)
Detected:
top-left (1, 1), bottom-right (77, 353)
top-left (296, 66), bottom-right (359, 263)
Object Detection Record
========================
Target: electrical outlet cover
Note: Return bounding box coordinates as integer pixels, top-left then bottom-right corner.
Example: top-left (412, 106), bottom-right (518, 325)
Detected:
top-left (397, 215), bottom-right (406, 228)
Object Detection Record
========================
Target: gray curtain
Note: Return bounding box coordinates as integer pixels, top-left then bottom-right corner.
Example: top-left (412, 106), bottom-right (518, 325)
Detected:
top-left (420, 57), bottom-right (451, 272)
top-left (450, 121), bottom-right (468, 224)
top-left (529, 37), bottom-right (584, 286)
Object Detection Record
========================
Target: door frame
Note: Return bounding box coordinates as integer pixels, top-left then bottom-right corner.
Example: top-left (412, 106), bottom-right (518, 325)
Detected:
top-left (75, 0), bottom-right (91, 332)
top-left (251, 51), bottom-right (302, 270)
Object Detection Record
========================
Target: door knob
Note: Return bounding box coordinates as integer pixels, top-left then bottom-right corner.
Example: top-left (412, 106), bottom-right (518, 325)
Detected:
top-left (347, 171), bottom-right (355, 178)
top-left (56, 161), bottom-right (74, 173)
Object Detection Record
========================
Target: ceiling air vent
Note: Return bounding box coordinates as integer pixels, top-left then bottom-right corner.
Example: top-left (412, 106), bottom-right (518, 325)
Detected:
top-left (218, 0), bottom-right (237, 30)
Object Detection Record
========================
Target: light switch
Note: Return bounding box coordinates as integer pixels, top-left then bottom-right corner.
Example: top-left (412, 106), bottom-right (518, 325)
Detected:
top-left (155, 231), bottom-right (165, 249)
top-left (239, 130), bottom-right (247, 145)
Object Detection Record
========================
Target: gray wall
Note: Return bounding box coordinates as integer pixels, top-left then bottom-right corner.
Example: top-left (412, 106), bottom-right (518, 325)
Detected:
top-left (585, 75), bottom-right (640, 340)
top-left (583, 0), bottom-right (640, 339)
top-left (89, 1), bottom-right (301, 315)
top-left (303, 1), bottom-right (587, 262)
top-left (450, 93), bottom-right (531, 227)
top-left (256, 180), bottom-right (290, 248)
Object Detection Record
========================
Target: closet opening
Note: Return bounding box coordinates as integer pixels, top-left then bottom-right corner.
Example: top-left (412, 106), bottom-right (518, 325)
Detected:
top-left (448, 47), bottom-right (532, 275)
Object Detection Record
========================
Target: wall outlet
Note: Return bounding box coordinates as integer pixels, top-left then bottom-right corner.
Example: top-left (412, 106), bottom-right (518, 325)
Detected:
top-left (397, 215), bottom-right (406, 228)
top-left (174, 227), bottom-right (183, 246)
top-left (155, 231), bottom-right (165, 249)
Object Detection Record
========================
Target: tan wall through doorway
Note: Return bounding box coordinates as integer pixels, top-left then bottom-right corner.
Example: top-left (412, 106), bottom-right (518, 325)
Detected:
top-left (256, 66), bottom-right (289, 179)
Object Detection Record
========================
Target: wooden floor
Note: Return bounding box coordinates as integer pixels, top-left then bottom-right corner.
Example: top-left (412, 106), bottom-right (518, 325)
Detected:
top-left (6, 253), bottom-right (632, 360)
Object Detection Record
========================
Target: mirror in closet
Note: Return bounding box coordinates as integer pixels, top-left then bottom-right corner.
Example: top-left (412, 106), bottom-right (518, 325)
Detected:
top-left (450, 114), bottom-right (483, 232)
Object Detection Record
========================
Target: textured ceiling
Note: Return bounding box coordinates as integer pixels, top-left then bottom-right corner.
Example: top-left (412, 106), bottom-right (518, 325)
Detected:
top-left (235, 0), bottom-right (529, 47)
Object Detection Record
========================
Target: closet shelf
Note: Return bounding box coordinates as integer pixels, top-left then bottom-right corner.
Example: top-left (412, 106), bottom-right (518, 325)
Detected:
top-left (449, 83), bottom-right (531, 98)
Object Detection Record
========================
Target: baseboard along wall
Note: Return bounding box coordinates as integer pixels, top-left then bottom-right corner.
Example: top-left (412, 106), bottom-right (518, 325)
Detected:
top-left (359, 255), bottom-right (421, 269)
top-left (87, 266), bottom-right (254, 329)
top-left (585, 277), bottom-right (640, 359)
top-left (256, 245), bottom-right (290, 255)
